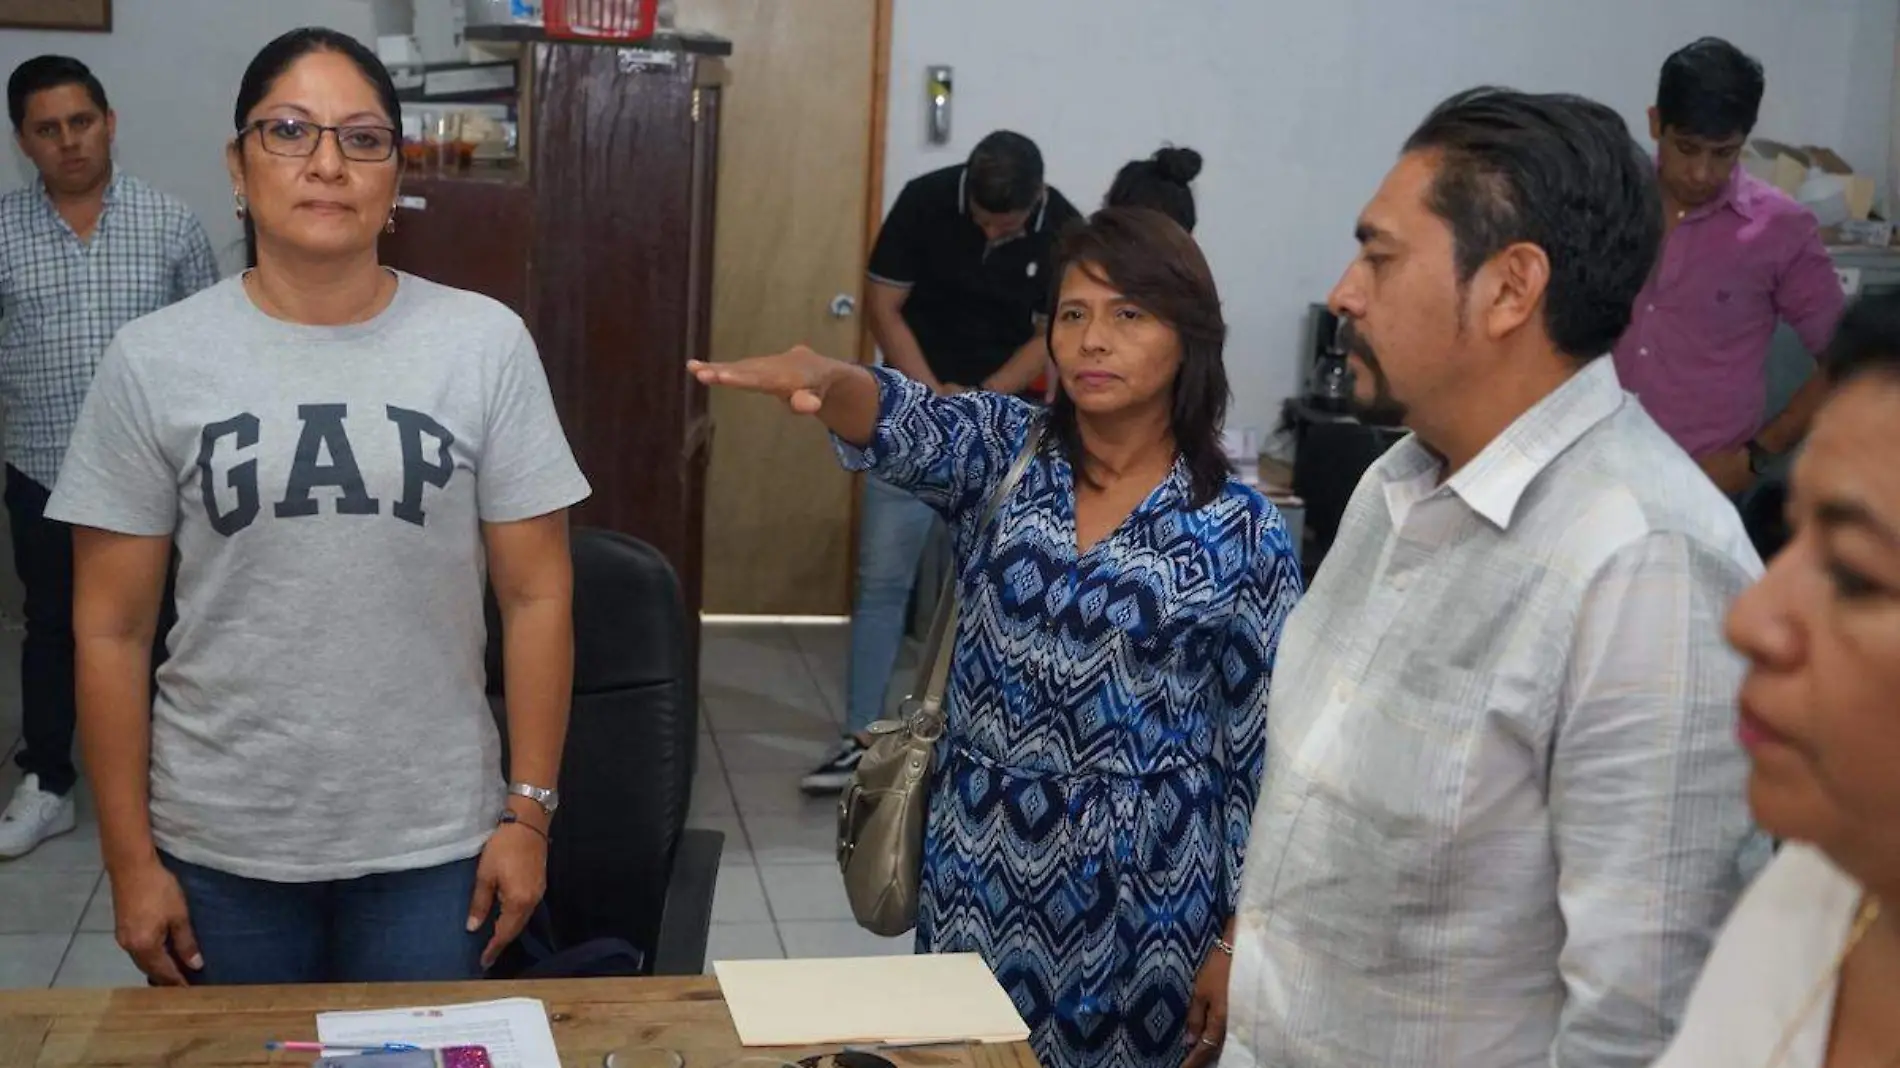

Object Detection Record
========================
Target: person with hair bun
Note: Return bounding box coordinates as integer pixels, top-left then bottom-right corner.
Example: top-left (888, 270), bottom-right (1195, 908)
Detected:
top-left (1104, 145), bottom-right (1202, 232)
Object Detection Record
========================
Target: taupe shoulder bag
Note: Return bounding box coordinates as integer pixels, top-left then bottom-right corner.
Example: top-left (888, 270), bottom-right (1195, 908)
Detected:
top-left (838, 420), bottom-right (1046, 937)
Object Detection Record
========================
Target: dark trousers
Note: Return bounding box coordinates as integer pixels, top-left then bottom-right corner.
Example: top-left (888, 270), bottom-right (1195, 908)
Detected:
top-left (6, 464), bottom-right (174, 798)
top-left (1737, 478), bottom-right (1791, 563)
top-left (6, 465), bottom-right (79, 796)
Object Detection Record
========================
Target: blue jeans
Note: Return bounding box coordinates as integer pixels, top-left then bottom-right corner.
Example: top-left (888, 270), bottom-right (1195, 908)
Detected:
top-left (845, 477), bottom-right (941, 734)
top-left (161, 852), bottom-right (491, 985)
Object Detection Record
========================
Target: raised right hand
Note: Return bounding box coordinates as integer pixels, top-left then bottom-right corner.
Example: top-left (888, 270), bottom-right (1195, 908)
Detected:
top-left (110, 859), bottom-right (202, 986)
top-left (687, 345), bottom-right (847, 415)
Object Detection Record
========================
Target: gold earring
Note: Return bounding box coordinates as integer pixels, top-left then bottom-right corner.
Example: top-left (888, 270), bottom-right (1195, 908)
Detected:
top-left (233, 190), bottom-right (248, 220)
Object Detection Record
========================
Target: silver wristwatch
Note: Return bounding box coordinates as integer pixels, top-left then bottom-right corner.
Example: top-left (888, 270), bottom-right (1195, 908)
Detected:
top-left (507, 781), bottom-right (561, 817)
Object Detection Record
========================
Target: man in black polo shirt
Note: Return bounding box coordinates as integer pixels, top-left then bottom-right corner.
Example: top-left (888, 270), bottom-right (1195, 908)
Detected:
top-left (802, 130), bottom-right (1078, 794)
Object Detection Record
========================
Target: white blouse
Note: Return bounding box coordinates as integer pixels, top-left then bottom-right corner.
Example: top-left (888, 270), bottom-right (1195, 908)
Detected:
top-left (1654, 843), bottom-right (1864, 1067)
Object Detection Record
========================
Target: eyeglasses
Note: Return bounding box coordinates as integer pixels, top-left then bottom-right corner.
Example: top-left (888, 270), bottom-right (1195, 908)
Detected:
top-left (239, 118), bottom-right (398, 163)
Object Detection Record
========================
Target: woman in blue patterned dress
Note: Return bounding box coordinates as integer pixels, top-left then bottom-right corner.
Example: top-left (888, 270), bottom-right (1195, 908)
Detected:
top-left (690, 208), bottom-right (1301, 1068)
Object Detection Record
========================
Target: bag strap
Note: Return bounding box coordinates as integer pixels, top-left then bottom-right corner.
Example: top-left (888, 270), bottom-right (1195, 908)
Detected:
top-left (912, 418), bottom-right (1047, 717)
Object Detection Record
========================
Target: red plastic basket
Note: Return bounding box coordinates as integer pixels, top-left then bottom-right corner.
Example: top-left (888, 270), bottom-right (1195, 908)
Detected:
top-left (545, 0), bottom-right (658, 41)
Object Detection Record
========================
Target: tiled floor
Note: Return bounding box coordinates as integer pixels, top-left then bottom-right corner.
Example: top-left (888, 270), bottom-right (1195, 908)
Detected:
top-left (0, 621), bottom-right (914, 989)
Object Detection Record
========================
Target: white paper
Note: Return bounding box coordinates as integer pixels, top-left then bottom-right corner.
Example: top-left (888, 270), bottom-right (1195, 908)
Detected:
top-left (316, 997), bottom-right (560, 1068)
top-left (715, 953), bottom-right (1030, 1048)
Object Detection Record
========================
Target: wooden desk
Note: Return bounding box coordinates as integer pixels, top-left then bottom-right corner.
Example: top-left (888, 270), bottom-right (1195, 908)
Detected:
top-left (0, 977), bottom-right (1041, 1068)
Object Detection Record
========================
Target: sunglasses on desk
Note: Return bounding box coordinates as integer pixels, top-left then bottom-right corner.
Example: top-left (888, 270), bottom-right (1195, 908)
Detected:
top-left (797, 1054), bottom-right (897, 1068)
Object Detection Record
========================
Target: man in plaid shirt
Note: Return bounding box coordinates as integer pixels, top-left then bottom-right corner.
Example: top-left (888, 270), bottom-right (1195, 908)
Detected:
top-left (0, 56), bottom-right (217, 858)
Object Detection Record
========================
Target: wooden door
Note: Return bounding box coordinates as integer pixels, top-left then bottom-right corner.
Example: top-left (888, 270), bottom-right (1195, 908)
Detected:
top-left (682, 0), bottom-right (885, 615)
top-left (526, 44), bottom-right (724, 634)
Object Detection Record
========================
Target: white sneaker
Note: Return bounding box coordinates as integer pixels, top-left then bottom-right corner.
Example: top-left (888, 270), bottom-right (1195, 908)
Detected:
top-left (0, 774), bottom-right (77, 859)
top-left (799, 736), bottom-right (869, 796)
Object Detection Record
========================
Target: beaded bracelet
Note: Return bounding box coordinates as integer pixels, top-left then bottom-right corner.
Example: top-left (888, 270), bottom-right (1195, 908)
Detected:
top-left (497, 809), bottom-right (551, 843)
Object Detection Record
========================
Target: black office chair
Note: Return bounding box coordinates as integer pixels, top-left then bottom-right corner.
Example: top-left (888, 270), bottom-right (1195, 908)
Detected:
top-left (483, 526), bottom-right (721, 976)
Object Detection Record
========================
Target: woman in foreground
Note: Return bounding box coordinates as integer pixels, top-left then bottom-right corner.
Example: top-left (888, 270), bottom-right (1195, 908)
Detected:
top-left (51, 28), bottom-right (588, 985)
top-left (691, 208), bottom-right (1301, 1068)
top-left (1655, 292), bottom-right (1900, 1065)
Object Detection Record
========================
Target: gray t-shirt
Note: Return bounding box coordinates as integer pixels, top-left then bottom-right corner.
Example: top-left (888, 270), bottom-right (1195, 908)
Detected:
top-left (48, 272), bottom-right (591, 882)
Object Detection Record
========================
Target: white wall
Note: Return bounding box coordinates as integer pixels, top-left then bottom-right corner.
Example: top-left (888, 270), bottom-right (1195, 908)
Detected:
top-left (0, 0), bottom-right (381, 274)
top-left (0, 0), bottom-right (1889, 435)
top-left (886, 0), bottom-right (1900, 435)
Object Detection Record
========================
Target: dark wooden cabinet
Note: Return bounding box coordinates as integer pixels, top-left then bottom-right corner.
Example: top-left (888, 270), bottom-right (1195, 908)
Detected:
top-left (384, 172), bottom-right (534, 316)
top-left (382, 37), bottom-right (729, 644)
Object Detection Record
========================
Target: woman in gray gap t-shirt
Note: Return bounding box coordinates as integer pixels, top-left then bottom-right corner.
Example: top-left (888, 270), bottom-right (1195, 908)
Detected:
top-left (46, 29), bottom-right (590, 986)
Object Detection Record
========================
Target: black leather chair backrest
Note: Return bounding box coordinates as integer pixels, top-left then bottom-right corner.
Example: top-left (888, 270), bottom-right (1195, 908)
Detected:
top-left (484, 527), bottom-right (697, 959)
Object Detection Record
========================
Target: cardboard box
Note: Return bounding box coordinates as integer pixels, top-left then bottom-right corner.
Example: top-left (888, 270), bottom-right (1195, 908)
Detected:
top-left (1804, 145), bottom-right (1877, 220)
top-left (1746, 139), bottom-right (1878, 221)
top-left (1745, 139), bottom-right (1811, 197)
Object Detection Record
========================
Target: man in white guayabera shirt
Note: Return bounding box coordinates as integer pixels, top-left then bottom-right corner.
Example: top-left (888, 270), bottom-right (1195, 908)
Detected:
top-left (1209, 88), bottom-right (1769, 1068)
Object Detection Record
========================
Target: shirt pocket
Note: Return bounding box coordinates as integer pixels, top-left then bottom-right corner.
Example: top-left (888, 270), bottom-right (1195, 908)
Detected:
top-left (111, 254), bottom-right (173, 311)
top-left (1660, 255), bottom-right (1776, 354)
top-left (4, 252), bottom-right (77, 340)
top-left (1274, 654), bottom-right (1487, 974)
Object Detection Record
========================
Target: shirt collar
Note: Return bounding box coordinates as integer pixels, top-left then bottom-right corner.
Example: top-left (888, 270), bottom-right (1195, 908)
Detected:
top-left (1724, 168), bottom-right (1761, 221)
top-left (33, 164), bottom-right (123, 217)
top-left (1378, 357), bottom-right (1628, 531)
top-left (1663, 156), bottom-right (1755, 223)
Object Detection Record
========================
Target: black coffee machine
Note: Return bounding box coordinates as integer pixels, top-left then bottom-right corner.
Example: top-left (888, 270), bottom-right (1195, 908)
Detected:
top-left (1301, 303), bottom-right (1354, 412)
top-left (1284, 303), bottom-right (1409, 578)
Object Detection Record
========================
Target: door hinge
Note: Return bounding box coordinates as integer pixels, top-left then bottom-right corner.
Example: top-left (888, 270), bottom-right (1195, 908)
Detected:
top-left (691, 88), bottom-right (702, 124)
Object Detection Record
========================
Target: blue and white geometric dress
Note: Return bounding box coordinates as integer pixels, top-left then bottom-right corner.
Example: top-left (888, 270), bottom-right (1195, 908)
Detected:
top-left (837, 368), bottom-right (1303, 1068)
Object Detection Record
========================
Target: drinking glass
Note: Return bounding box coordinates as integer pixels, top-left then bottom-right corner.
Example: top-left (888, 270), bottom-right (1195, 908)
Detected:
top-left (601, 1047), bottom-right (684, 1068)
top-left (430, 111), bottom-right (466, 170)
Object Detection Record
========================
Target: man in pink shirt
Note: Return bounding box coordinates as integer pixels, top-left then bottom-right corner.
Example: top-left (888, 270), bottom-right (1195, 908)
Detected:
top-left (1613, 38), bottom-right (1844, 500)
